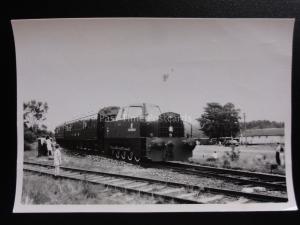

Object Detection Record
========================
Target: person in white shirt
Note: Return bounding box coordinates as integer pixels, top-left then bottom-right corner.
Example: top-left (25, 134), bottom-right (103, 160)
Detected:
top-left (53, 144), bottom-right (62, 176)
top-left (45, 136), bottom-right (53, 156)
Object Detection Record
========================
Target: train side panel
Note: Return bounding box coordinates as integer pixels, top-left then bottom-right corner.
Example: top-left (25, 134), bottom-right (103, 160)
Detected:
top-left (104, 120), bottom-right (145, 158)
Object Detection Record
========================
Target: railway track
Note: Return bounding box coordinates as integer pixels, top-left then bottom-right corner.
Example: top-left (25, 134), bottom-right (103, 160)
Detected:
top-left (155, 161), bottom-right (287, 191)
top-left (23, 161), bottom-right (288, 204)
top-left (62, 148), bottom-right (287, 191)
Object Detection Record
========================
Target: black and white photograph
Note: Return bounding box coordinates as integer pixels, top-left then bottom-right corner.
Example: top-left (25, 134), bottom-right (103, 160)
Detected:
top-left (12, 18), bottom-right (296, 212)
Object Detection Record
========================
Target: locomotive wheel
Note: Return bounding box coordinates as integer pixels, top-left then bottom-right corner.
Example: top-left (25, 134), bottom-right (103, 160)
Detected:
top-left (121, 151), bottom-right (126, 160)
top-left (115, 150), bottom-right (120, 160)
top-left (134, 155), bottom-right (141, 164)
top-left (127, 151), bottom-right (134, 161)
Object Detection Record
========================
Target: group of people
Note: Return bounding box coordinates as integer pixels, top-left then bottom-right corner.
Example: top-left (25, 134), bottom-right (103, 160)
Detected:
top-left (37, 136), bottom-right (62, 176)
top-left (37, 136), bottom-right (54, 156)
top-left (206, 142), bottom-right (284, 166)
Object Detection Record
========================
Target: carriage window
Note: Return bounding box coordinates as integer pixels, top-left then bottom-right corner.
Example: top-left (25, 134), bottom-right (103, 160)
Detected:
top-left (88, 119), bottom-right (92, 128)
top-left (92, 120), bottom-right (97, 128)
top-left (65, 124), bottom-right (71, 131)
top-left (82, 121), bottom-right (87, 129)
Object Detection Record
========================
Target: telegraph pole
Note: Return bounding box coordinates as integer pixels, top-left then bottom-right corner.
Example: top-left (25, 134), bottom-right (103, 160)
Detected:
top-left (184, 121), bottom-right (193, 138)
top-left (243, 113), bottom-right (247, 145)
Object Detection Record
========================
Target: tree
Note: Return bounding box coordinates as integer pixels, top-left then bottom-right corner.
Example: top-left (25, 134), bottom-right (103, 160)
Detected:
top-left (197, 102), bottom-right (241, 139)
top-left (23, 100), bottom-right (49, 132)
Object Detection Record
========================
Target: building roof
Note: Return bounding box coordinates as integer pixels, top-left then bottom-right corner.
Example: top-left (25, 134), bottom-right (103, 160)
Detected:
top-left (242, 128), bottom-right (284, 137)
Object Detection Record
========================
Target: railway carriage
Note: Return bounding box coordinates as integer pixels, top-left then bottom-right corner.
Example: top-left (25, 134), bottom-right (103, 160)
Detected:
top-left (55, 103), bottom-right (196, 163)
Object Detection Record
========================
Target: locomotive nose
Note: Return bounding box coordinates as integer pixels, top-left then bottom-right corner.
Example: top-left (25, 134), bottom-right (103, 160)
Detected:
top-left (166, 140), bottom-right (174, 150)
top-left (149, 138), bottom-right (165, 150)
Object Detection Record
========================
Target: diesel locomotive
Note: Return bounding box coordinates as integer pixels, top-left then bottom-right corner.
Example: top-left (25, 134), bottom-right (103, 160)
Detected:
top-left (55, 103), bottom-right (196, 163)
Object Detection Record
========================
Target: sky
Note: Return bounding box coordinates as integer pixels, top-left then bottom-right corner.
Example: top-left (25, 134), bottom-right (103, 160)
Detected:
top-left (12, 18), bottom-right (294, 131)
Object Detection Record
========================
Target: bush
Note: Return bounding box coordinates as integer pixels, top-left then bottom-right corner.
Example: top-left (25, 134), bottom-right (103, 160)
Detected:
top-left (24, 142), bottom-right (33, 151)
top-left (225, 148), bottom-right (240, 161)
top-left (81, 180), bottom-right (97, 199)
top-left (24, 128), bottom-right (36, 143)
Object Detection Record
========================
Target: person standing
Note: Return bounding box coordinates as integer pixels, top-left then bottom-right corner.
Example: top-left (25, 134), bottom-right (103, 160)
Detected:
top-left (275, 143), bottom-right (281, 166)
top-left (45, 136), bottom-right (52, 156)
top-left (50, 138), bottom-right (55, 155)
top-left (53, 144), bottom-right (62, 176)
top-left (280, 144), bottom-right (285, 166)
top-left (37, 137), bottom-right (45, 157)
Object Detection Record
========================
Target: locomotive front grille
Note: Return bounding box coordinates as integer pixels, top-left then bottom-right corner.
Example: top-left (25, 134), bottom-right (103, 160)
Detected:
top-left (158, 112), bottom-right (184, 137)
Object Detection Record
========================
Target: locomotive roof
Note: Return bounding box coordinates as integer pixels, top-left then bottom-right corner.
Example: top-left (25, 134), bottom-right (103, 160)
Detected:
top-left (121, 103), bottom-right (160, 108)
top-left (55, 103), bottom-right (161, 129)
top-left (56, 112), bottom-right (98, 128)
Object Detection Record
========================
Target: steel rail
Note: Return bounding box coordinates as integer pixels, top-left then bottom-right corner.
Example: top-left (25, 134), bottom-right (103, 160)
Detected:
top-left (62, 148), bottom-right (286, 180)
top-left (151, 162), bottom-right (287, 191)
top-left (23, 161), bottom-right (288, 203)
top-left (162, 161), bottom-right (286, 180)
top-left (23, 163), bottom-right (200, 204)
top-left (23, 168), bottom-right (197, 204)
top-left (58, 148), bottom-right (287, 190)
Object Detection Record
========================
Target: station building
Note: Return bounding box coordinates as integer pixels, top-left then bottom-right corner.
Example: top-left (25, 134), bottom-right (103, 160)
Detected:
top-left (239, 128), bottom-right (284, 145)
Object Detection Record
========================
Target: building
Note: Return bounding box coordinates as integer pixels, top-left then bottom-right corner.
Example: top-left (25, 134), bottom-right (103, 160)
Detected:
top-left (240, 128), bottom-right (284, 145)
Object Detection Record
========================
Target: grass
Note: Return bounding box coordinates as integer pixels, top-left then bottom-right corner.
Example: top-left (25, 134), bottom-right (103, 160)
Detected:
top-left (189, 144), bottom-right (286, 175)
top-left (22, 172), bottom-right (170, 204)
top-left (22, 173), bottom-right (98, 204)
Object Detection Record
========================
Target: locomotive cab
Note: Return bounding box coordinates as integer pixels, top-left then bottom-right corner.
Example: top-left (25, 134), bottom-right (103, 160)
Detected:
top-left (104, 103), bottom-right (161, 162)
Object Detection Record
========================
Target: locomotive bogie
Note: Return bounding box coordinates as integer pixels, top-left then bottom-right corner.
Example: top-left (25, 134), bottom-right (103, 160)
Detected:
top-left (105, 137), bottom-right (146, 163)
